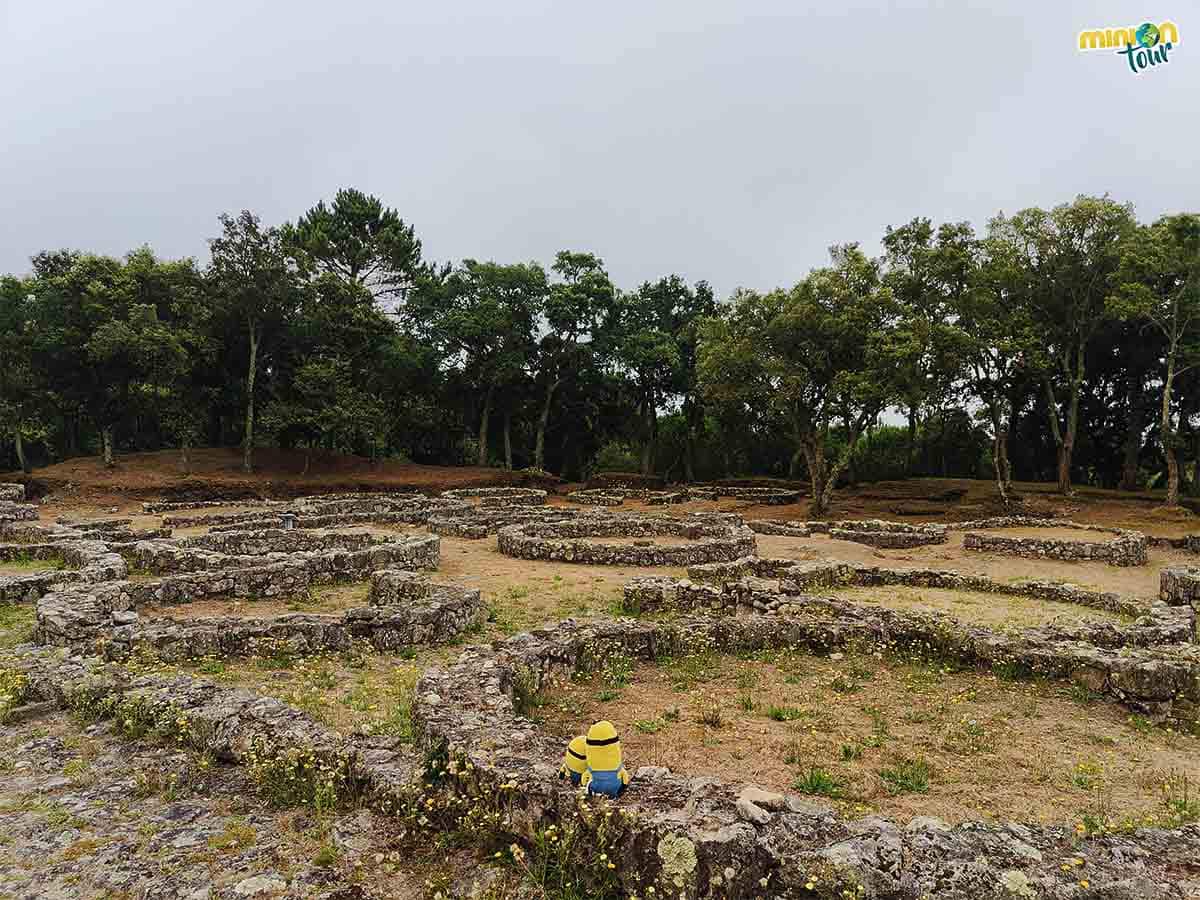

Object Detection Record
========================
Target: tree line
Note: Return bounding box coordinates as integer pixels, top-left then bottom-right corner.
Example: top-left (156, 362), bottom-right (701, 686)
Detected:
top-left (1, 190), bottom-right (1197, 514)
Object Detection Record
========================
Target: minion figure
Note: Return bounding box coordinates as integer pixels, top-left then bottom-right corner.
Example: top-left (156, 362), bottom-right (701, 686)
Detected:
top-left (559, 735), bottom-right (588, 786)
top-left (580, 720), bottom-right (630, 798)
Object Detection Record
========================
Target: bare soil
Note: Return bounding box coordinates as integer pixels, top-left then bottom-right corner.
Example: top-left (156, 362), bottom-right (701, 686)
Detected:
top-left (539, 652), bottom-right (1200, 827)
top-left (6, 447), bottom-right (556, 512)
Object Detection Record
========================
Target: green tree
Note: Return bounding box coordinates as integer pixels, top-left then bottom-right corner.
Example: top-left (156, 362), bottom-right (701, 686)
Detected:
top-left (958, 235), bottom-right (1040, 502)
top-left (533, 251), bottom-right (614, 471)
top-left (0, 276), bottom-right (45, 473)
top-left (699, 245), bottom-right (900, 515)
top-left (882, 219), bottom-right (975, 474)
top-left (408, 260), bottom-right (545, 466)
top-left (1110, 214), bottom-right (1200, 506)
top-left (991, 196), bottom-right (1136, 493)
top-left (603, 276), bottom-right (715, 476)
top-left (208, 211), bottom-right (304, 473)
top-left (283, 188), bottom-right (425, 308)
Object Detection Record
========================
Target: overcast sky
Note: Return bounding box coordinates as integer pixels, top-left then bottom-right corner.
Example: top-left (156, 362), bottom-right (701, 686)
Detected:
top-left (1, 1), bottom-right (1195, 297)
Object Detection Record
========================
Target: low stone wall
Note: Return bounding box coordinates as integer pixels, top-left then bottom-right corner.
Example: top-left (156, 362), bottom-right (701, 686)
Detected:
top-left (565, 488), bottom-right (625, 506)
top-left (0, 501), bottom-right (38, 523)
top-left (35, 564), bottom-right (477, 661)
top-left (142, 498), bottom-right (281, 513)
top-left (963, 529), bottom-right (1148, 567)
top-left (1149, 534), bottom-right (1200, 551)
top-left (828, 521), bottom-right (947, 549)
top-left (441, 487), bottom-right (547, 507)
top-left (0, 483), bottom-right (26, 502)
top-left (428, 505), bottom-right (577, 539)
top-left (0, 533), bottom-right (128, 605)
top-left (163, 496), bottom-right (470, 530)
top-left (497, 515), bottom-right (757, 566)
top-left (1161, 567), bottom-right (1200, 612)
top-left (747, 519), bottom-right (814, 537)
top-left (411, 617), bottom-right (1200, 899)
top-left (700, 485), bottom-right (801, 504)
top-left (748, 519), bottom-right (947, 547)
top-left (132, 530), bottom-right (439, 577)
top-left (6, 619), bottom-right (1198, 898)
top-left (622, 575), bottom-right (1195, 710)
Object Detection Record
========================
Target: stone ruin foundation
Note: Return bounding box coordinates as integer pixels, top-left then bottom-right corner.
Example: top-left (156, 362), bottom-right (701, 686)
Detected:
top-left (441, 486), bottom-right (547, 507)
top-left (497, 513), bottom-right (757, 566)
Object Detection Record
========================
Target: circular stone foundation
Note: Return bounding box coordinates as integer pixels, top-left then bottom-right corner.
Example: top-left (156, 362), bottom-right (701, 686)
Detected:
top-left (565, 488), bottom-right (625, 506)
top-left (963, 525), bottom-right (1147, 567)
top-left (441, 487), bottom-right (547, 507)
top-left (496, 514), bottom-right (756, 565)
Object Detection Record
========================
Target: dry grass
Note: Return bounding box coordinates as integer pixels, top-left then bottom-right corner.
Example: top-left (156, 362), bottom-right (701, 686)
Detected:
top-left (826, 584), bottom-right (1130, 630)
top-left (138, 580), bottom-right (372, 621)
top-left (538, 649), bottom-right (1200, 827)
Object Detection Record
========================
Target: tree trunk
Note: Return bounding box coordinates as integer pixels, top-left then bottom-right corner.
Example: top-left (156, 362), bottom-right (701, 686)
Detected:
top-left (801, 440), bottom-right (828, 517)
top-left (789, 447), bottom-right (805, 479)
top-left (1119, 384), bottom-right (1141, 492)
top-left (683, 400), bottom-right (697, 484)
top-left (1044, 372), bottom-right (1076, 495)
top-left (243, 324), bottom-right (259, 474)
top-left (303, 442), bottom-right (312, 476)
top-left (1162, 356), bottom-right (1179, 507)
top-left (477, 384), bottom-right (495, 467)
top-left (906, 404), bottom-right (918, 476)
top-left (1192, 424), bottom-right (1200, 499)
top-left (180, 437), bottom-right (191, 476)
top-left (102, 427), bottom-right (114, 468)
top-left (639, 397), bottom-right (656, 476)
top-left (534, 379), bottom-right (559, 471)
top-left (14, 430), bottom-right (31, 474)
top-left (503, 411), bottom-right (513, 470)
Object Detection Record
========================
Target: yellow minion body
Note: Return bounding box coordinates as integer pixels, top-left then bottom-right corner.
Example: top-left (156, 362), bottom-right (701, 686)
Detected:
top-left (561, 735), bottom-right (588, 784)
top-left (581, 720), bottom-right (629, 797)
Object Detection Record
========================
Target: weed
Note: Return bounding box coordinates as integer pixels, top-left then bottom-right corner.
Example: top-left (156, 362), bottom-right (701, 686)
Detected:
top-left (738, 692), bottom-right (755, 712)
top-left (767, 705), bottom-right (805, 722)
top-left (879, 757), bottom-right (931, 794)
top-left (0, 668), bottom-right (32, 723)
top-left (1072, 760), bottom-right (1104, 791)
top-left (512, 664), bottom-right (544, 718)
top-left (1160, 772), bottom-right (1200, 825)
top-left (840, 743), bottom-right (863, 762)
top-left (209, 818), bottom-right (256, 851)
top-left (313, 844), bottom-right (339, 867)
top-left (694, 695), bottom-right (723, 728)
top-left (793, 766), bottom-right (845, 798)
top-left (633, 719), bottom-right (663, 734)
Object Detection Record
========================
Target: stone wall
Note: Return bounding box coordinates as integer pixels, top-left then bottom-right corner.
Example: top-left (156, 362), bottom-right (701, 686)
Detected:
top-left (427, 506), bottom-right (578, 539)
top-left (0, 483), bottom-right (26, 502)
top-left (0, 501), bottom-right (38, 523)
top-left (441, 487), bottom-right (547, 507)
top-left (411, 617), bottom-right (1200, 899)
top-left (1161, 567), bottom-right (1200, 613)
top-left (963, 529), bottom-right (1148, 567)
top-left (132, 530), bottom-right (439, 577)
top-left (497, 515), bottom-right (757, 566)
top-left (163, 496), bottom-right (469, 531)
top-left (0, 528), bottom-right (128, 605)
top-left (565, 488), bottom-right (625, 506)
top-left (35, 566), bottom-right (479, 661)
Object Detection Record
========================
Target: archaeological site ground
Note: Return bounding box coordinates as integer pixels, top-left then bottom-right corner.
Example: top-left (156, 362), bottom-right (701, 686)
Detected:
top-left (1, 453), bottom-right (1198, 899)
